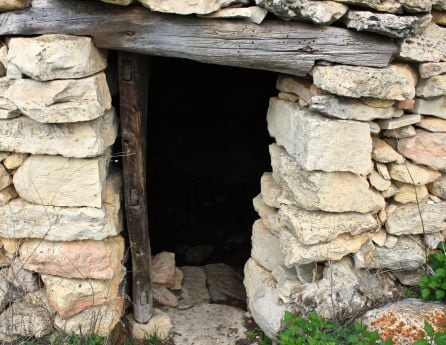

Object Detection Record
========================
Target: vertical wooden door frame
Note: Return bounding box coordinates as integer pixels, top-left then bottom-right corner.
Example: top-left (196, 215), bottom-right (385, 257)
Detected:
top-left (118, 51), bottom-right (153, 323)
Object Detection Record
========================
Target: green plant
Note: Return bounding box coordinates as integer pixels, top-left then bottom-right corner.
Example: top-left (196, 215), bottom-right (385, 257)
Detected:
top-left (246, 328), bottom-right (272, 345)
top-left (415, 321), bottom-right (446, 345)
top-left (419, 244), bottom-right (446, 301)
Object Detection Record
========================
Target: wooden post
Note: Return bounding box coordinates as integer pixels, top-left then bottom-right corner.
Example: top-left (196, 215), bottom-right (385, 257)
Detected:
top-left (118, 52), bottom-right (153, 323)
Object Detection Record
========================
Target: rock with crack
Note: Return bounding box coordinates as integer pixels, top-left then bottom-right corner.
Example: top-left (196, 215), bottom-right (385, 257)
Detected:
top-left (388, 161), bottom-right (441, 185)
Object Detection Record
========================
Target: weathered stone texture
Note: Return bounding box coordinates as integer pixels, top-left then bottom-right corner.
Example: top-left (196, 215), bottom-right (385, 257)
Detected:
top-left (8, 35), bottom-right (107, 81)
top-left (260, 172), bottom-right (281, 208)
top-left (413, 97), bottom-right (446, 118)
top-left (399, 23), bottom-right (446, 62)
top-left (267, 98), bottom-right (372, 174)
top-left (416, 75), bottom-right (446, 98)
top-left (251, 219), bottom-right (282, 271)
top-left (417, 116), bottom-right (446, 132)
top-left (128, 309), bottom-right (172, 340)
top-left (393, 182), bottom-right (428, 203)
top-left (0, 164), bottom-right (11, 191)
top-left (312, 65), bottom-right (416, 100)
top-left (0, 0), bottom-right (31, 11)
top-left (333, 0), bottom-right (401, 13)
top-left (200, 6), bottom-right (268, 24)
top-left (137, 0), bottom-right (249, 15)
top-left (430, 173), bottom-right (446, 199)
top-left (419, 62), bottom-right (446, 78)
top-left (388, 161), bottom-right (441, 185)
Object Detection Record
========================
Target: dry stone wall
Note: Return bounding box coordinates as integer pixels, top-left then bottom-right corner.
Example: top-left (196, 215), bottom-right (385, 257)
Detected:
top-left (0, 34), bottom-right (124, 340)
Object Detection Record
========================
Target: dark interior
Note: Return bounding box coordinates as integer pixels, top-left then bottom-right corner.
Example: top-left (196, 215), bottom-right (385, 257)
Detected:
top-left (146, 56), bottom-right (276, 269)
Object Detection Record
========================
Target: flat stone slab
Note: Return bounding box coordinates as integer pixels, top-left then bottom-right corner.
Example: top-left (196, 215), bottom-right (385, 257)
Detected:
top-left (399, 23), bottom-right (446, 62)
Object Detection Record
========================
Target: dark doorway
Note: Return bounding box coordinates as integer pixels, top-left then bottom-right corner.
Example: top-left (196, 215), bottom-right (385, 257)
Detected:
top-left (147, 57), bottom-right (276, 269)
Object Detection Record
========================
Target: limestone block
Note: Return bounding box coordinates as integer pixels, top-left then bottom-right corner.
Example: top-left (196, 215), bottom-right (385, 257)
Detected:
top-left (377, 114), bottom-right (421, 130)
top-left (8, 35), bottom-right (107, 81)
top-left (260, 172), bottom-right (281, 208)
top-left (0, 98), bottom-right (20, 120)
top-left (0, 164), bottom-right (11, 192)
top-left (429, 173), bottom-right (446, 199)
top-left (354, 237), bottom-right (425, 270)
top-left (382, 184), bottom-right (400, 198)
top-left (372, 137), bottom-right (405, 164)
top-left (389, 161), bottom-right (441, 185)
top-left (200, 6), bottom-right (268, 24)
top-left (369, 121), bottom-right (381, 134)
top-left (333, 0), bottom-right (401, 13)
top-left (243, 258), bottom-right (287, 339)
top-left (0, 185), bottom-right (16, 206)
top-left (369, 169), bottom-right (392, 191)
top-left (393, 182), bottom-right (428, 203)
top-left (276, 76), bottom-right (312, 105)
top-left (0, 174), bottom-right (122, 241)
top-left (137, 0), bottom-right (249, 15)
top-left (270, 144), bottom-right (385, 213)
top-left (0, 111), bottom-right (117, 158)
top-left (2, 153), bottom-right (28, 170)
top-left (0, 0), bottom-right (30, 11)
top-left (54, 302), bottom-right (123, 336)
top-left (417, 75), bottom-right (446, 99)
top-left (383, 125), bottom-right (417, 138)
top-left (419, 62), bottom-right (446, 78)
top-left (344, 11), bottom-right (430, 38)
top-left (280, 230), bottom-right (368, 266)
top-left (5, 73), bottom-right (111, 123)
top-left (278, 92), bottom-right (298, 103)
top-left (397, 129), bottom-right (446, 170)
top-left (399, 23), bottom-right (446, 62)
top-left (152, 251), bottom-right (176, 286)
top-left (371, 230), bottom-right (387, 246)
top-left (128, 310), bottom-right (172, 340)
top-left (312, 64), bottom-right (416, 100)
top-left (255, 0), bottom-right (347, 24)
top-left (425, 232), bottom-right (444, 249)
top-left (19, 236), bottom-right (124, 280)
top-left (400, 0), bottom-right (432, 12)
top-left (417, 116), bottom-right (446, 132)
top-left (309, 95), bottom-right (402, 121)
top-left (360, 299), bottom-right (446, 345)
top-left (267, 98), bottom-right (372, 175)
top-left (376, 163), bottom-right (391, 180)
top-left (414, 97), bottom-right (446, 118)
top-left (253, 194), bottom-right (282, 234)
top-left (386, 201), bottom-right (446, 235)
top-left (14, 154), bottom-right (106, 208)
top-left (279, 204), bottom-right (379, 246)
top-left (251, 219), bottom-right (282, 271)
top-left (41, 270), bottom-right (123, 318)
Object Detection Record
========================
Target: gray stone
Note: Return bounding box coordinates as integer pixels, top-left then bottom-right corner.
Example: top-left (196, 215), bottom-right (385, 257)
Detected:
top-left (255, 0), bottom-right (347, 24)
top-left (137, 0), bottom-right (249, 15)
top-left (399, 23), bottom-right (446, 62)
top-left (309, 95), bottom-right (402, 121)
top-left (429, 173), bottom-right (446, 199)
top-left (425, 232), bottom-right (444, 249)
top-left (0, 112), bottom-right (117, 158)
top-left (369, 169), bottom-right (392, 191)
top-left (417, 116), bottom-right (446, 132)
top-left (393, 269), bottom-right (424, 286)
top-left (7, 258), bottom-right (40, 294)
top-left (251, 219), bottom-right (282, 271)
top-left (386, 201), bottom-right (446, 235)
top-left (8, 35), bottom-right (107, 81)
top-left (354, 237), bottom-right (425, 270)
top-left (416, 75), bottom-right (446, 98)
top-left (0, 269), bottom-right (20, 313)
top-left (268, 98), bottom-right (371, 174)
top-left (178, 266), bottom-right (210, 308)
top-left (313, 64), bottom-right (416, 100)
top-left (279, 204), bottom-right (379, 245)
top-left (414, 97), bottom-right (446, 119)
top-left (0, 164), bottom-right (11, 191)
top-left (383, 125), bottom-right (417, 138)
top-left (377, 114), bottom-right (421, 130)
top-left (419, 62), bottom-right (446, 78)
top-left (345, 11), bottom-right (430, 38)
top-left (333, 0), bottom-right (401, 13)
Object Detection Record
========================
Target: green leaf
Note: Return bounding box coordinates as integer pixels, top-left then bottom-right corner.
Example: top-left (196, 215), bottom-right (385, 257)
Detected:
top-left (414, 340), bottom-right (430, 345)
top-left (436, 290), bottom-right (446, 300)
top-left (425, 321), bottom-right (435, 337)
top-left (421, 288), bottom-right (432, 299)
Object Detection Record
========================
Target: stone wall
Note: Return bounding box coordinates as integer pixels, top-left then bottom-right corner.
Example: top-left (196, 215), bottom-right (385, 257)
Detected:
top-left (243, 3), bottom-right (446, 341)
top-left (0, 35), bottom-right (124, 340)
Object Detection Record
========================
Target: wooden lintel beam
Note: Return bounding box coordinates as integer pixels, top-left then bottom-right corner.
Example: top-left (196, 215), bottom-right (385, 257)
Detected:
top-left (0, 0), bottom-right (397, 76)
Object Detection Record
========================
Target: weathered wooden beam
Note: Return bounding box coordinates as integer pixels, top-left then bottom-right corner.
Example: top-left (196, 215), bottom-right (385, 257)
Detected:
top-left (118, 51), bottom-right (153, 323)
top-left (0, 0), bottom-right (397, 76)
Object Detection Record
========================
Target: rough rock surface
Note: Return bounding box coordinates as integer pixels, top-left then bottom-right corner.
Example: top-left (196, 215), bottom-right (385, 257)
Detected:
top-left (393, 182), bottom-right (428, 203)
top-left (178, 266), bottom-right (210, 307)
top-left (268, 98), bottom-right (371, 174)
top-left (153, 286), bottom-right (178, 307)
top-left (419, 62), bottom-right (446, 78)
top-left (5, 73), bottom-right (111, 123)
top-left (8, 35), bottom-right (107, 81)
top-left (418, 116), bottom-right (446, 132)
top-left (152, 251), bottom-right (176, 286)
top-left (312, 65), bottom-right (416, 100)
top-left (255, 0), bottom-right (347, 24)
top-left (20, 236), bottom-right (124, 280)
top-left (137, 0), bottom-right (249, 15)
top-left (388, 161), bottom-right (441, 185)
top-left (430, 173), bottom-right (446, 199)
top-left (251, 219), bottom-right (282, 271)
top-left (0, 112), bottom-right (117, 158)
top-left (333, 0), bottom-right (401, 13)
top-left (128, 310), bottom-right (172, 340)
top-left (279, 204), bottom-right (379, 245)
top-left (414, 97), bottom-right (446, 118)
top-left (399, 23), bottom-right (446, 62)
top-left (7, 258), bottom-right (40, 293)
top-left (260, 172), bottom-right (282, 208)
top-left (372, 137), bottom-right (405, 164)
top-left (416, 75), bottom-right (446, 98)
top-left (0, 0), bottom-right (30, 11)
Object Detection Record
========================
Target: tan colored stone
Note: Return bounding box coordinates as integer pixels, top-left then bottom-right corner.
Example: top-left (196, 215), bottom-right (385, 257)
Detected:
top-left (0, 238), bottom-right (21, 256)
top-left (0, 164), bottom-right (11, 191)
top-left (253, 194), bottom-right (282, 234)
top-left (2, 153), bottom-right (28, 170)
top-left (276, 76), bottom-right (312, 105)
top-left (8, 35), bottom-right (107, 81)
top-left (267, 98), bottom-right (372, 174)
top-left (414, 97), bottom-right (446, 119)
top-left (200, 6), bottom-right (268, 24)
top-left (382, 183), bottom-right (400, 198)
top-left (279, 204), bottom-right (379, 245)
top-left (377, 114), bottom-right (421, 130)
top-left (14, 154), bottom-right (106, 208)
top-left (137, 0), bottom-right (249, 15)
top-left (278, 92), bottom-right (298, 102)
top-left (398, 99), bottom-right (415, 110)
top-left (399, 23), bottom-right (446, 62)
top-left (312, 64), bottom-right (416, 101)
top-left (0, 152), bottom-right (9, 162)
top-left (169, 267), bottom-right (183, 291)
top-left (393, 182), bottom-right (428, 203)
top-left (433, 10), bottom-right (446, 26)
top-left (389, 161), bottom-right (441, 185)
top-left (0, 185), bottom-right (16, 206)
top-left (416, 75), bottom-right (446, 98)
top-left (369, 169), bottom-right (391, 191)
top-left (429, 173), bottom-right (446, 199)
top-left (372, 137), bottom-right (405, 164)
top-left (260, 172), bottom-right (282, 208)
top-left (0, 111), bottom-right (117, 158)
top-left (369, 121), bottom-right (380, 134)
top-left (280, 230), bottom-right (368, 266)
top-left (128, 309), bottom-right (172, 340)
top-left (5, 73), bottom-right (111, 123)
top-left (20, 236), bottom-right (124, 280)
top-left (152, 251), bottom-right (176, 286)
top-left (382, 125), bottom-right (417, 138)
top-left (386, 201), bottom-right (446, 235)
top-left (420, 62), bottom-right (446, 78)
top-left (376, 163), bottom-right (391, 180)
top-left (417, 116), bottom-right (446, 132)
top-left (362, 98), bottom-right (395, 108)
top-left (397, 129), bottom-right (446, 170)
top-left (0, 0), bottom-right (30, 11)
top-left (371, 230), bottom-right (387, 247)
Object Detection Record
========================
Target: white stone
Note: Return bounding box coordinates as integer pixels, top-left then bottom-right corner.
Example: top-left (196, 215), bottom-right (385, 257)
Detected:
top-left (267, 98), bottom-right (372, 174)
top-left (2, 153), bottom-right (28, 170)
top-left (414, 97), bottom-right (446, 119)
top-left (280, 230), bottom-right (368, 266)
top-left (128, 310), bottom-right (172, 340)
top-left (253, 194), bottom-right (282, 234)
top-left (382, 125), bottom-right (417, 138)
top-left (260, 172), bottom-right (281, 208)
top-left (399, 23), bottom-right (446, 62)
top-left (332, 0), bottom-right (401, 13)
top-left (251, 219), bottom-right (282, 271)
top-left (377, 114), bottom-right (421, 130)
top-left (8, 35), bottom-right (107, 81)
top-left (385, 201), bottom-right (446, 235)
top-left (393, 182), bottom-right (428, 203)
top-left (14, 154), bottom-right (106, 208)
top-left (276, 76), bottom-right (312, 105)
top-left (270, 144), bottom-right (385, 213)
top-left (0, 164), bottom-right (11, 191)
top-left (425, 232), bottom-right (444, 249)
top-left (0, 185), bottom-right (17, 206)
top-left (309, 95), bottom-right (402, 121)
top-left (137, 0), bottom-right (249, 15)
top-left (312, 64), bottom-right (416, 101)
top-left (372, 137), bottom-right (405, 164)
top-left (369, 169), bottom-right (392, 191)
top-left (279, 204), bottom-right (379, 246)
top-left (200, 6), bottom-right (268, 24)
top-left (0, 111), bottom-right (117, 158)
top-left (419, 62), bottom-right (446, 78)
top-left (376, 163), bottom-right (391, 180)
top-left (417, 75), bottom-right (446, 99)
top-left (389, 161), bottom-right (441, 185)
top-left (382, 184), bottom-right (400, 198)
top-left (0, 0), bottom-right (30, 11)
top-left (5, 73), bottom-right (112, 123)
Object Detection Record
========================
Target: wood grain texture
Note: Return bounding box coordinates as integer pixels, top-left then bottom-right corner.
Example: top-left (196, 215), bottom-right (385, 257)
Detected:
top-left (118, 51), bottom-right (153, 323)
top-left (0, 0), bottom-right (397, 76)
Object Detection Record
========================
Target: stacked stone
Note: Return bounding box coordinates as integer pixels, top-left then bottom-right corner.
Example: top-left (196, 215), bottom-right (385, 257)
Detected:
top-left (0, 34), bottom-right (124, 340)
top-left (244, 3), bottom-right (446, 339)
